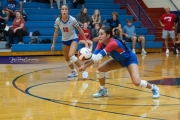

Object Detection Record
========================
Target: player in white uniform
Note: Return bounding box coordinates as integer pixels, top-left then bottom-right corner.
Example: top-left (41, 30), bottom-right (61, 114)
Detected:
top-left (51, 4), bottom-right (88, 79)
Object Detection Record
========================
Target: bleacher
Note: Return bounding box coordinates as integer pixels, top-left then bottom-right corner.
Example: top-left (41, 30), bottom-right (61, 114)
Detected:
top-left (4, 0), bottom-right (162, 53)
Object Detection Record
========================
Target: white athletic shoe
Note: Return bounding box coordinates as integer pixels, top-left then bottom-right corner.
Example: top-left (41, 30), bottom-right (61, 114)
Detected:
top-left (166, 49), bottom-right (169, 54)
top-left (176, 49), bottom-right (179, 54)
top-left (151, 85), bottom-right (160, 99)
top-left (93, 87), bottom-right (108, 98)
top-left (68, 71), bottom-right (78, 78)
top-left (132, 49), bottom-right (136, 54)
top-left (82, 70), bottom-right (88, 80)
top-left (141, 50), bottom-right (147, 55)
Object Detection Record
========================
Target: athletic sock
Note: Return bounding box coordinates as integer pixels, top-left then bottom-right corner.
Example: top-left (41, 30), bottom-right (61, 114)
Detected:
top-left (100, 86), bottom-right (106, 89)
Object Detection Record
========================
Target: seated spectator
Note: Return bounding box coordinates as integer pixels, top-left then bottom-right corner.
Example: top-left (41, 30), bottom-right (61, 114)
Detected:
top-left (91, 23), bottom-right (100, 43)
top-left (103, 12), bottom-right (123, 40)
top-left (91, 9), bottom-right (101, 28)
top-left (3, 0), bottom-right (22, 20)
top-left (73, 0), bottom-right (84, 9)
top-left (78, 22), bottom-right (93, 51)
top-left (77, 7), bottom-right (91, 29)
top-left (8, 11), bottom-right (27, 47)
top-left (56, 0), bottom-right (66, 9)
top-left (123, 19), bottom-right (147, 55)
top-left (0, 7), bottom-right (8, 29)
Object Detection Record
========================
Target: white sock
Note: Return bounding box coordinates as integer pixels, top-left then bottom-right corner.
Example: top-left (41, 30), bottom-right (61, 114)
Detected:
top-left (142, 48), bottom-right (144, 51)
top-left (151, 85), bottom-right (154, 90)
top-left (100, 86), bottom-right (106, 89)
top-left (72, 68), bottom-right (77, 72)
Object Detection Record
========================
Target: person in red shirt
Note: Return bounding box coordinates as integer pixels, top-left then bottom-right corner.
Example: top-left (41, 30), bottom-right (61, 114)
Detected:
top-left (159, 7), bottom-right (177, 54)
top-left (78, 22), bottom-right (93, 51)
top-left (8, 11), bottom-right (27, 46)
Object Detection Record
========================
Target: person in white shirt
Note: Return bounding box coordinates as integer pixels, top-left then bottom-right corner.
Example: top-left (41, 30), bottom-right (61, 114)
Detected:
top-left (51, 4), bottom-right (88, 79)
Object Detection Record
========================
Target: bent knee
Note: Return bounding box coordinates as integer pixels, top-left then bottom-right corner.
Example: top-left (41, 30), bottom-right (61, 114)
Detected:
top-left (132, 79), bottom-right (141, 86)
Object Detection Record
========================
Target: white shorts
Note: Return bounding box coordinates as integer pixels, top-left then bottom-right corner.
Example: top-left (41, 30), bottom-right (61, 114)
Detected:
top-left (162, 29), bottom-right (175, 39)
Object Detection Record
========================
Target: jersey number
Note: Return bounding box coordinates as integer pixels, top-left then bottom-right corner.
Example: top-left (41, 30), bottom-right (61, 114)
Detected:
top-left (63, 27), bottom-right (69, 32)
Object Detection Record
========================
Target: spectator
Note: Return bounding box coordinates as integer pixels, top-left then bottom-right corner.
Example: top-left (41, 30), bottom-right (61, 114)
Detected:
top-left (103, 12), bottom-right (123, 40)
top-left (3, 0), bottom-right (22, 20)
top-left (123, 19), bottom-right (147, 55)
top-left (73, 0), bottom-right (84, 9)
top-left (0, 7), bottom-right (8, 29)
top-left (172, 14), bottom-right (180, 54)
top-left (91, 23), bottom-right (100, 43)
top-left (8, 11), bottom-right (27, 47)
top-left (78, 22), bottom-right (93, 51)
top-left (91, 9), bottom-right (101, 28)
top-left (159, 7), bottom-right (177, 54)
top-left (77, 7), bottom-right (91, 29)
top-left (56, 0), bottom-right (66, 9)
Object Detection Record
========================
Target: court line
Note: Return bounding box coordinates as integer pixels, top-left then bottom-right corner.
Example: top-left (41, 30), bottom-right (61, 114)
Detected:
top-left (12, 67), bottom-right (180, 120)
top-left (24, 80), bottom-right (180, 106)
top-left (23, 81), bottom-right (165, 120)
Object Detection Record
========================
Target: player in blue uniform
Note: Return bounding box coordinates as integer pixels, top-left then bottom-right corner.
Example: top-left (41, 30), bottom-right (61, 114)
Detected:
top-left (79, 26), bottom-right (160, 99)
top-left (51, 4), bottom-right (88, 79)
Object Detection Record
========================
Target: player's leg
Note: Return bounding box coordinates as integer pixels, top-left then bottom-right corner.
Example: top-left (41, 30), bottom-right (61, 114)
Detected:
top-left (131, 36), bottom-right (137, 53)
top-left (93, 59), bottom-right (122, 98)
top-left (70, 40), bottom-right (88, 79)
top-left (127, 64), bottom-right (160, 98)
top-left (138, 36), bottom-right (147, 55)
top-left (62, 43), bottom-right (78, 78)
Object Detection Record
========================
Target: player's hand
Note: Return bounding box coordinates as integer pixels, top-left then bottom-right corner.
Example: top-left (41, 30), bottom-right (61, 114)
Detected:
top-left (51, 44), bottom-right (55, 51)
top-left (172, 26), bottom-right (175, 30)
top-left (161, 24), bottom-right (164, 27)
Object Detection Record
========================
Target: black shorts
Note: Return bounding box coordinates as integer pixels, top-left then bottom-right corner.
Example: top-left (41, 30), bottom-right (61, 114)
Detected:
top-left (177, 26), bottom-right (180, 33)
top-left (125, 36), bottom-right (139, 42)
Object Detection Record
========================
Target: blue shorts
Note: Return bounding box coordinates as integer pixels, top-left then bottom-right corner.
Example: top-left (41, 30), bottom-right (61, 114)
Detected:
top-left (118, 52), bottom-right (138, 67)
top-left (62, 38), bottom-right (78, 46)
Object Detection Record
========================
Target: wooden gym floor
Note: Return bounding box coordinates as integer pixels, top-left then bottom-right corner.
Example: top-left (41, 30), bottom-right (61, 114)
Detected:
top-left (0, 53), bottom-right (180, 120)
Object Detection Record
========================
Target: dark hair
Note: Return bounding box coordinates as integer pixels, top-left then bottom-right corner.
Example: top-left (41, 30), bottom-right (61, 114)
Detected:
top-left (59, 4), bottom-right (69, 20)
top-left (100, 26), bottom-right (113, 38)
top-left (80, 7), bottom-right (87, 15)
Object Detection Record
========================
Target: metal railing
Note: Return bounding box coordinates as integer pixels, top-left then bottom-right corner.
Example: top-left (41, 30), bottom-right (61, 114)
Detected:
top-left (117, 0), bottom-right (156, 35)
top-left (170, 0), bottom-right (180, 14)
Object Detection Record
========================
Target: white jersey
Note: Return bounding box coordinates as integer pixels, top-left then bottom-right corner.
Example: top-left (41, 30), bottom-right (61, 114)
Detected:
top-left (54, 15), bottom-right (79, 41)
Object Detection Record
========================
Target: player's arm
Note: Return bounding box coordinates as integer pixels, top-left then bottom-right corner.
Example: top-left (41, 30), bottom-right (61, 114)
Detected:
top-left (51, 28), bottom-right (59, 51)
top-left (76, 26), bottom-right (87, 41)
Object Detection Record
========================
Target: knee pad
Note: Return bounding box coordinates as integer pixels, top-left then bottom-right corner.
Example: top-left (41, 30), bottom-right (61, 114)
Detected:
top-left (96, 70), bottom-right (105, 79)
top-left (70, 55), bottom-right (77, 63)
top-left (138, 80), bottom-right (147, 88)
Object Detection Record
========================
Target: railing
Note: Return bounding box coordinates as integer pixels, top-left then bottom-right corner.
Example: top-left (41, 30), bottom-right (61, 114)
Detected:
top-left (170, 0), bottom-right (180, 14)
top-left (116, 0), bottom-right (156, 35)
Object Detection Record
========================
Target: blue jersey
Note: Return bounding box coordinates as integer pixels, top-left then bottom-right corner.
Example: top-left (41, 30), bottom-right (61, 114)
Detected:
top-left (93, 38), bottom-right (133, 62)
top-left (3, 0), bottom-right (20, 11)
top-left (106, 18), bottom-right (120, 29)
top-left (123, 25), bottom-right (136, 38)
